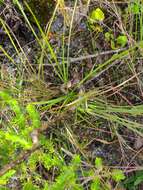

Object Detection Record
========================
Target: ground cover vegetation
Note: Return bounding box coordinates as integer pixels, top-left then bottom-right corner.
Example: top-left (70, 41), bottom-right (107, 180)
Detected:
top-left (0, 0), bottom-right (143, 189)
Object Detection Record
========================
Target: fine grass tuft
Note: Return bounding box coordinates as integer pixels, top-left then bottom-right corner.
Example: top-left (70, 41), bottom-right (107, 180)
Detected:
top-left (1, 0), bottom-right (143, 189)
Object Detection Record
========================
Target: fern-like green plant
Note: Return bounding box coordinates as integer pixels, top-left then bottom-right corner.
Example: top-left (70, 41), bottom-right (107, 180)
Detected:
top-left (0, 91), bottom-right (26, 128)
top-left (0, 91), bottom-right (42, 148)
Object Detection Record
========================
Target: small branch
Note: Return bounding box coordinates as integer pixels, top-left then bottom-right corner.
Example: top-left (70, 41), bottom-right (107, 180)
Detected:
top-left (35, 48), bottom-right (127, 67)
top-left (0, 144), bottom-right (39, 176)
top-left (69, 48), bottom-right (127, 63)
top-left (0, 115), bottom-right (65, 176)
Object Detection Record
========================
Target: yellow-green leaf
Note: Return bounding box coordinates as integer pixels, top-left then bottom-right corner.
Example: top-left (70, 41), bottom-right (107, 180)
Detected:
top-left (90, 8), bottom-right (105, 22)
top-left (111, 169), bottom-right (125, 182)
top-left (95, 157), bottom-right (103, 170)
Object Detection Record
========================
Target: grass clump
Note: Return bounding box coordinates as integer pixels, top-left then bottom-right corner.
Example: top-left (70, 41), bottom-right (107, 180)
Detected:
top-left (1, 0), bottom-right (143, 189)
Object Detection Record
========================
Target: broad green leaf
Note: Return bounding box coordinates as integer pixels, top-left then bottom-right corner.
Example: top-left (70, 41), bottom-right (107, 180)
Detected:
top-left (116, 35), bottom-right (128, 47)
top-left (95, 157), bottom-right (103, 170)
top-left (90, 8), bottom-right (105, 22)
